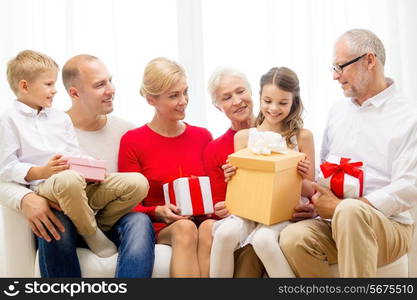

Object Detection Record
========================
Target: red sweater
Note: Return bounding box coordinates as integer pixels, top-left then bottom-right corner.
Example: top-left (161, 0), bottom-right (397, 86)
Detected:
top-left (203, 128), bottom-right (236, 206)
top-left (118, 123), bottom-right (213, 234)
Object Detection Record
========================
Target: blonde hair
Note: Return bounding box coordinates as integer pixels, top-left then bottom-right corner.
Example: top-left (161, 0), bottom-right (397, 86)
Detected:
top-left (7, 50), bottom-right (59, 95)
top-left (256, 67), bottom-right (304, 149)
top-left (140, 57), bottom-right (186, 98)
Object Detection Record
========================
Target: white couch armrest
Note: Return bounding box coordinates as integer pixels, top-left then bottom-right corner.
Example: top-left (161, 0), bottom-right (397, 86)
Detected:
top-left (0, 204), bottom-right (37, 277)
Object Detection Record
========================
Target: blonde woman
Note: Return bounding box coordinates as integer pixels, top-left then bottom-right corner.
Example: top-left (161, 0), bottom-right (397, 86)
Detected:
top-left (118, 57), bottom-right (214, 277)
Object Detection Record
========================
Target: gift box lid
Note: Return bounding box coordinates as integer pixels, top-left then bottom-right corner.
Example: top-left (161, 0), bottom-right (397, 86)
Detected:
top-left (66, 157), bottom-right (106, 169)
top-left (228, 148), bottom-right (305, 172)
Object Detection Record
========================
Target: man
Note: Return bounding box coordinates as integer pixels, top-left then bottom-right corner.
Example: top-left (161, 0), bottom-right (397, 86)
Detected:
top-left (279, 29), bottom-right (417, 277)
top-left (0, 55), bottom-right (155, 277)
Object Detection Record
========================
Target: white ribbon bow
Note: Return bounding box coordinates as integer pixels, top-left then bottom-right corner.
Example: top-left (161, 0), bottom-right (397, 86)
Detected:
top-left (249, 130), bottom-right (288, 155)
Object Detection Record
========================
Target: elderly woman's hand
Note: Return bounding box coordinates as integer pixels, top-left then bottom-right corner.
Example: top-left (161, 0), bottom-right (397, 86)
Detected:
top-left (290, 202), bottom-right (317, 222)
top-left (155, 204), bottom-right (189, 224)
top-left (214, 201), bottom-right (230, 219)
top-left (222, 160), bottom-right (237, 182)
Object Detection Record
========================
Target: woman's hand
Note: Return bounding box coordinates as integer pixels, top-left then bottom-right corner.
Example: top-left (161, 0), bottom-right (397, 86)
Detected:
top-left (222, 160), bottom-right (237, 182)
top-left (214, 201), bottom-right (230, 219)
top-left (155, 204), bottom-right (188, 224)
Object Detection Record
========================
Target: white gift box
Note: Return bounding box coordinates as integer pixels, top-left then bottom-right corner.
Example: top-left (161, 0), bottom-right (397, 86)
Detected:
top-left (317, 155), bottom-right (365, 199)
top-left (163, 176), bottom-right (214, 216)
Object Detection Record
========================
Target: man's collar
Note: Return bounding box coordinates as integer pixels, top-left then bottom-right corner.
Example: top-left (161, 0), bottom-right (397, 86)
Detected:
top-left (350, 78), bottom-right (395, 108)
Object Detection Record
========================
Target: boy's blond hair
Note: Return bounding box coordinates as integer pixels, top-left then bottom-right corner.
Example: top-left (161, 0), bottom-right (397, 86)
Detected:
top-left (7, 50), bottom-right (59, 95)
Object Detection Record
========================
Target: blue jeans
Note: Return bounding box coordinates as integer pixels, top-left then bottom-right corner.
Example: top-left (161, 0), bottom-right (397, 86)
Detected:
top-left (37, 210), bottom-right (155, 278)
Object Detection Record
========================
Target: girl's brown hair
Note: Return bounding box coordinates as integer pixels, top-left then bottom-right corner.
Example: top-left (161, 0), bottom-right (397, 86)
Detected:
top-left (255, 67), bottom-right (304, 148)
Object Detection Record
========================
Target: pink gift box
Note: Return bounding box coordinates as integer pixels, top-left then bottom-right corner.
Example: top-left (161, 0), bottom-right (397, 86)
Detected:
top-left (66, 157), bottom-right (106, 182)
top-left (163, 176), bottom-right (214, 216)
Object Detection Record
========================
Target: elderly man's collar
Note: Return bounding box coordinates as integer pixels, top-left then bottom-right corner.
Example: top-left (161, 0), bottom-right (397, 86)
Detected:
top-left (350, 78), bottom-right (395, 108)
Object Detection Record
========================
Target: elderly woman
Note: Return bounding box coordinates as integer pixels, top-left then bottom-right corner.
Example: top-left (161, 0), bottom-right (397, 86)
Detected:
top-left (118, 57), bottom-right (214, 277)
top-left (205, 66), bottom-right (317, 277)
top-left (203, 67), bottom-right (265, 277)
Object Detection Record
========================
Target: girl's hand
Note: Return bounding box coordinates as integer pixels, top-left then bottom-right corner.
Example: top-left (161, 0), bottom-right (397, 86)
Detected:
top-left (297, 159), bottom-right (311, 179)
top-left (155, 204), bottom-right (188, 224)
top-left (222, 160), bottom-right (237, 182)
top-left (214, 201), bottom-right (230, 219)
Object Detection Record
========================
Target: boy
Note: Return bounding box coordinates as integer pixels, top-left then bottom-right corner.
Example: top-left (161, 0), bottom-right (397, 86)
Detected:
top-left (0, 50), bottom-right (147, 257)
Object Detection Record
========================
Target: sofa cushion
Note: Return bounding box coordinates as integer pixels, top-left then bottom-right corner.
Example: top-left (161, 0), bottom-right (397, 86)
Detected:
top-left (33, 244), bottom-right (172, 278)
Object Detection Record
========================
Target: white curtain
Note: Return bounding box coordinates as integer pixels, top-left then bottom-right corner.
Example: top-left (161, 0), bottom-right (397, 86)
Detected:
top-left (1, 0), bottom-right (416, 155)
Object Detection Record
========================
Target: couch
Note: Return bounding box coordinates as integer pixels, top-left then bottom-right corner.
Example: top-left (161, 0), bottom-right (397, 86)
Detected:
top-left (0, 204), bottom-right (171, 277)
top-left (1, 203), bottom-right (416, 277)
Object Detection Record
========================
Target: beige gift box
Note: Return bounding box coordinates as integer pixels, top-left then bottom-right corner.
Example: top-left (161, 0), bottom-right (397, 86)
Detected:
top-left (225, 148), bottom-right (305, 225)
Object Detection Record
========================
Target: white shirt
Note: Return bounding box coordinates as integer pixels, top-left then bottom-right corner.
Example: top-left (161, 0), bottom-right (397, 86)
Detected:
top-left (0, 113), bottom-right (134, 210)
top-left (321, 79), bottom-right (417, 224)
top-left (75, 115), bottom-right (135, 173)
top-left (0, 101), bottom-right (84, 186)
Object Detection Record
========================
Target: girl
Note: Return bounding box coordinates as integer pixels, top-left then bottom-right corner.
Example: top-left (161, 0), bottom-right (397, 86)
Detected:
top-left (118, 57), bottom-right (215, 277)
top-left (210, 67), bottom-right (315, 277)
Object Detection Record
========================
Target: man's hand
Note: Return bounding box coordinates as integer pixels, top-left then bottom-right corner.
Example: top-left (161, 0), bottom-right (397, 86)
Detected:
top-left (155, 204), bottom-right (189, 224)
top-left (310, 183), bottom-right (342, 219)
top-left (21, 193), bottom-right (65, 242)
top-left (214, 201), bottom-right (230, 219)
top-left (290, 202), bottom-right (317, 222)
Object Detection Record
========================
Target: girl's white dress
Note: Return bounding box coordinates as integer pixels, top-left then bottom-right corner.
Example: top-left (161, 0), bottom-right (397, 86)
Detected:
top-left (210, 128), bottom-right (307, 277)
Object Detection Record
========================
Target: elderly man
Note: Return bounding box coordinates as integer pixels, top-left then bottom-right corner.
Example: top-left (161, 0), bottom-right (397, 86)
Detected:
top-left (0, 55), bottom-right (155, 277)
top-left (279, 29), bottom-right (417, 277)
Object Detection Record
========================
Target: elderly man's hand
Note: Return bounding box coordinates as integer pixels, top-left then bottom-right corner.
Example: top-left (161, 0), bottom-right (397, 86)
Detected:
top-left (310, 183), bottom-right (342, 219)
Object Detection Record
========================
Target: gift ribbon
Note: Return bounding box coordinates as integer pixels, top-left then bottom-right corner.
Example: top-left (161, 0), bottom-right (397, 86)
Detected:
top-left (188, 176), bottom-right (205, 215)
top-left (166, 165), bottom-right (185, 207)
top-left (320, 157), bottom-right (364, 198)
top-left (166, 176), bottom-right (206, 215)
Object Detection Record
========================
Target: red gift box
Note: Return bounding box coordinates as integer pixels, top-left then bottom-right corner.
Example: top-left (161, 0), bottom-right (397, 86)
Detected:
top-left (318, 155), bottom-right (364, 199)
top-left (163, 176), bottom-right (214, 216)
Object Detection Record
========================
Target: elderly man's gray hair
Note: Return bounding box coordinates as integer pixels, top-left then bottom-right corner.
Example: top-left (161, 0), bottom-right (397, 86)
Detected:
top-left (207, 66), bottom-right (251, 105)
top-left (341, 29), bottom-right (386, 66)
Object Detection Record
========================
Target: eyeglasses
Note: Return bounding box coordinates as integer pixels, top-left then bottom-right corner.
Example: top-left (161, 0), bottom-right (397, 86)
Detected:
top-left (331, 53), bottom-right (367, 74)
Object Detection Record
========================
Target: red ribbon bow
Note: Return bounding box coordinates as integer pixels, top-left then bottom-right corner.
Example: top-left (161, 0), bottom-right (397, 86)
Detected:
top-left (320, 157), bottom-right (364, 198)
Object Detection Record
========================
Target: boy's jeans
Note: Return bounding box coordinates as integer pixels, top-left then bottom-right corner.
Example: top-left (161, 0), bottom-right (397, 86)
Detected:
top-left (37, 210), bottom-right (155, 278)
